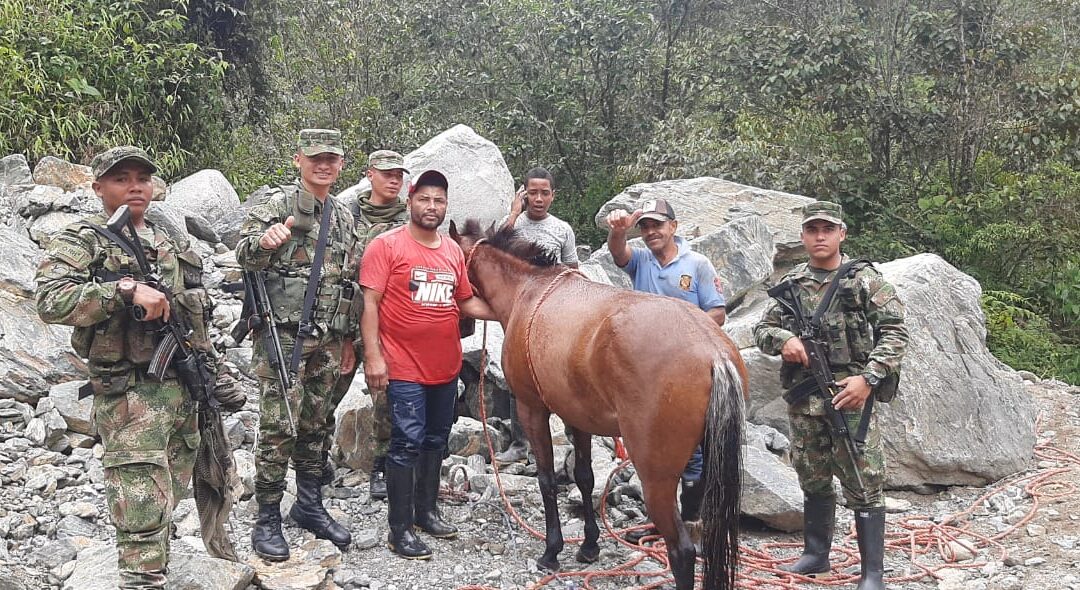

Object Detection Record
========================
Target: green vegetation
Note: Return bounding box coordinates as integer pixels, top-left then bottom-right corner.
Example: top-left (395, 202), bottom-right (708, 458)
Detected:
top-left (1, 0), bottom-right (1077, 381)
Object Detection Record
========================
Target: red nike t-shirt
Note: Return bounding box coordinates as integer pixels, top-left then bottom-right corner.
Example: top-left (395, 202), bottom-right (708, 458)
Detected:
top-left (360, 225), bottom-right (473, 384)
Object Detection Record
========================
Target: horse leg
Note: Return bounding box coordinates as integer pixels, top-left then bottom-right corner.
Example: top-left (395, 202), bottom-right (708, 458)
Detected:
top-left (569, 426), bottom-right (600, 563)
top-left (641, 471), bottom-right (696, 590)
top-left (520, 405), bottom-right (563, 572)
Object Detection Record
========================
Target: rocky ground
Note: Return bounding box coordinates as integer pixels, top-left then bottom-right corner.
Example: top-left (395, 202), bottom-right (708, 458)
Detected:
top-left (0, 376), bottom-right (1077, 590)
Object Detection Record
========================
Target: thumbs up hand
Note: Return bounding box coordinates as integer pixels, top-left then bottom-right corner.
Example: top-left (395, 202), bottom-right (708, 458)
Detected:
top-left (259, 215), bottom-right (295, 250)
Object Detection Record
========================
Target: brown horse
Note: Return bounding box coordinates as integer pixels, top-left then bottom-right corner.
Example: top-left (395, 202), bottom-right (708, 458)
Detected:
top-left (450, 220), bottom-right (748, 590)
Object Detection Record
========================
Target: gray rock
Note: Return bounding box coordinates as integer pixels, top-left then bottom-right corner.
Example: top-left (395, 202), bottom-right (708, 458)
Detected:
top-left (224, 347), bottom-right (253, 378)
top-left (144, 200), bottom-right (192, 247)
top-left (332, 375), bottom-right (374, 472)
top-left (338, 124), bottom-right (514, 230)
top-left (166, 170), bottom-right (242, 247)
top-left (232, 448), bottom-right (256, 500)
top-left (876, 254), bottom-right (1036, 487)
top-left (721, 287), bottom-right (771, 348)
top-left (689, 213), bottom-right (775, 304)
top-left (183, 212), bottom-right (220, 244)
top-left (0, 154), bottom-right (33, 185)
top-left (740, 445), bottom-right (803, 531)
top-left (55, 514), bottom-right (99, 542)
top-left (32, 156), bottom-right (93, 191)
top-left (448, 417), bottom-right (503, 458)
top-left (28, 211), bottom-right (84, 247)
top-left (34, 537), bottom-right (77, 571)
top-left (65, 539), bottom-right (254, 590)
top-left (11, 183), bottom-right (64, 218)
top-left (48, 380), bottom-right (94, 435)
top-left (0, 226), bottom-right (45, 298)
top-left (594, 177), bottom-right (814, 262)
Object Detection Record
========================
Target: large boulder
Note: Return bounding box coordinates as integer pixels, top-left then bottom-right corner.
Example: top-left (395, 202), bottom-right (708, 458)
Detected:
top-left (332, 375), bottom-right (374, 472)
top-left (687, 214), bottom-right (774, 305)
top-left (594, 177), bottom-right (813, 263)
top-left (338, 124), bottom-right (514, 229)
top-left (64, 540), bottom-right (254, 590)
top-left (876, 254), bottom-right (1035, 488)
top-left (0, 154), bottom-right (33, 186)
top-left (166, 170), bottom-right (244, 248)
top-left (32, 156), bottom-right (92, 192)
top-left (740, 444), bottom-right (803, 532)
top-left (28, 211), bottom-right (84, 247)
top-left (145, 200), bottom-right (192, 247)
top-left (0, 228), bottom-right (85, 403)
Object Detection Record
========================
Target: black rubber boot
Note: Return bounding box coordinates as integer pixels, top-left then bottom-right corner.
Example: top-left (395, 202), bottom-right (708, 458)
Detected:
top-left (386, 463), bottom-right (432, 559)
top-left (495, 396), bottom-right (530, 464)
top-left (414, 449), bottom-right (458, 538)
top-left (855, 507), bottom-right (886, 590)
top-left (369, 454), bottom-right (387, 500)
top-left (778, 493), bottom-right (835, 576)
top-left (252, 503), bottom-right (290, 562)
top-left (290, 472), bottom-right (352, 551)
top-left (319, 451), bottom-right (336, 486)
top-left (679, 476), bottom-right (706, 522)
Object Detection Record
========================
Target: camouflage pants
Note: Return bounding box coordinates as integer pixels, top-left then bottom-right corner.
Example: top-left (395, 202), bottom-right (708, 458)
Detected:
top-left (253, 333), bottom-right (346, 504)
top-left (788, 405), bottom-right (885, 510)
top-left (95, 375), bottom-right (198, 589)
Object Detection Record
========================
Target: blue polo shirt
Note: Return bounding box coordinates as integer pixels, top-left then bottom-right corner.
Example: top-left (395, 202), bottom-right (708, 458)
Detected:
top-left (622, 237), bottom-right (725, 311)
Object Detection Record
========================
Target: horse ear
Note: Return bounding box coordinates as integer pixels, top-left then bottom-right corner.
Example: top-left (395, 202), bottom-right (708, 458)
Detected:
top-left (449, 220), bottom-right (459, 241)
top-left (486, 220), bottom-right (496, 237)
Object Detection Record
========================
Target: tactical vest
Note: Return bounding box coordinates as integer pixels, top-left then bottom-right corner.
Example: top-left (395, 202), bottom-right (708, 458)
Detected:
top-left (68, 217), bottom-right (212, 380)
top-left (260, 185), bottom-right (362, 336)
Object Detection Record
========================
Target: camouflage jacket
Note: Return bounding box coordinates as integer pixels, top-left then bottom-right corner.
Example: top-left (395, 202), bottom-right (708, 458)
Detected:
top-left (235, 182), bottom-right (362, 337)
top-left (35, 213), bottom-right (215, 381)
top-left (754, 255), bottom-right (909, 410)
top-left (344, 188), bottom-right (408, 253)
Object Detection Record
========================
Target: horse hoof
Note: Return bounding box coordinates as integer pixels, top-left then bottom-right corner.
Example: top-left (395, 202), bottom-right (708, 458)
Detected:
top-left (575, 545), bottom-right (600, 563)
top-left (536, 556), bottom-right (560, 572)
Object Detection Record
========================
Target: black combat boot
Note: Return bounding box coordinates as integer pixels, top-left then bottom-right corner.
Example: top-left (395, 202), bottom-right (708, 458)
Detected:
top-left (386, 463), bottom-right (432, 559)
top-left (778, 494), bottom-right (835, 576)
top-left (414, 449), bottom-right (458, 538)
top-left (855, 507), bottom-right (886, 590)
top-left (369, 454), bottom-right (388, 500)
top-left (679, 476), bottom-right (706, 522)
top-left (252, 503), bottom-right (290, 562)
top-left (290, 471), bottom-right (352, 551)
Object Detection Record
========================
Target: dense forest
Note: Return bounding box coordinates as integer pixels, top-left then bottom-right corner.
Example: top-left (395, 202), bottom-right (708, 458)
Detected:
top-left (1, 0), bottom-right (1077, 381)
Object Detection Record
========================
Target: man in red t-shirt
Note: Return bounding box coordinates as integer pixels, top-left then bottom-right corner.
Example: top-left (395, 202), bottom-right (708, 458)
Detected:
top-left (360, 169), bottom-right (495, 560)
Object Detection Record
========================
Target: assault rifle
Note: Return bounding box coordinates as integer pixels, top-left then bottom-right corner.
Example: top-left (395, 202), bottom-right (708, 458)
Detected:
top-left (99, 205), bottom-right (218, 410)
top-left (767, 267), bottom-right (868, 493)
top-left (230, 270), bottom-right (297, 435)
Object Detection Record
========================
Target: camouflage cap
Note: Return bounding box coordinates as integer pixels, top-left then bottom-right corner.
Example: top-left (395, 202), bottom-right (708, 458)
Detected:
top-left (297, 128), bottom-right (344, 157)
top-left (802, 200), bottom-right (844, 225)
top-left (90, 146), bottom-right (157, 179)
top-left (368, 150), bottom-right (409, 173)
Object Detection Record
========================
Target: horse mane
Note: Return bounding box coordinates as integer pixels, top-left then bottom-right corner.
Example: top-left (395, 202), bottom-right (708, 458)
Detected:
top-left (461, 218), bottom-right (558, 267)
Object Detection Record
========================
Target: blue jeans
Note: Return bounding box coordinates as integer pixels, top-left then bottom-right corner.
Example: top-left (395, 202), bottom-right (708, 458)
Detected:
top-left (386, 379), bottom-right (458, 468)
top-left (683, 445), bottom-right (703, 481)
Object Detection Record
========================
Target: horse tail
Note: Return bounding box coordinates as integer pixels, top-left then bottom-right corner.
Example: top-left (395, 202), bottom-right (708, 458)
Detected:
top-left (701, 358), bottom-right (745, 590)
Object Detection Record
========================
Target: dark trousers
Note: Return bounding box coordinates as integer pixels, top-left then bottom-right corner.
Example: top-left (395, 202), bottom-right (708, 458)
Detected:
top-left (386, 379), bottom-right (457, 468)
top-left (683, 445), bottom-right (704, 481)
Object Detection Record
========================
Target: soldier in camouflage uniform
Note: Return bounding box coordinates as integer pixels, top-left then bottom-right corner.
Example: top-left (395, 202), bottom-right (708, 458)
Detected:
top-left (235, 129), bottom-right (361, 560)
top-left (331, 149), bottom-right (410, 501)
top-left (753, 201), bottom-right (908, 590)
top-left (35, 147), bottom-right (227, 589)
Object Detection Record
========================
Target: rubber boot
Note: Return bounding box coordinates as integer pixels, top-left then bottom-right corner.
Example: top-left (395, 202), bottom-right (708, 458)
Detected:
top-left (679, 476), bottom-right (706, 522)
top-left (778, 493), bottom-right (835, 576)
top-left (414, 449), bottom-right (458, 538)
top-left (386, 463), bottom-right (432, 559)
top-left (251, 503), bottom-right (289, 562)
top-left (369, 454), bottom-right (387, 500)
top-left (290, 471), bottom-right (352, 551)
top-left (855, 507), bottom-right (886, 590)
top-left (495, 397), bottom-right (530, 464)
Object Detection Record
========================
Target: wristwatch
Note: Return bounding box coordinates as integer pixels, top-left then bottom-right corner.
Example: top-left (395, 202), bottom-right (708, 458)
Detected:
top-left (862, 372), bottom-right (881, 389)
top-left (117, 277), bottom-right (137, 304)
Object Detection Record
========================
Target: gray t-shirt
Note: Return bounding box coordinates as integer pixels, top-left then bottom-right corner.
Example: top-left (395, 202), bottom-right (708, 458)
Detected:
top-left (501, 213), bottom-right (579, 264)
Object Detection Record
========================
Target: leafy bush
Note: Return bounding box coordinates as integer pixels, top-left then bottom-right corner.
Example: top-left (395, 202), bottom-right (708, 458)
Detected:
top-left (982, 291), bottom-right (1080, 383)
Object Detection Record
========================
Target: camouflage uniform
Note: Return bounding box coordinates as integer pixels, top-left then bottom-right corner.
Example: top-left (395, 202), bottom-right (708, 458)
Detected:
top-left (754, 244), bottom-right (908, 509)
top-left (35, 147), bottom-right (214, 589)
top-left (331, 150), bottom-right (408, 467)
top-left (235, 174), bottom-right (362, 503)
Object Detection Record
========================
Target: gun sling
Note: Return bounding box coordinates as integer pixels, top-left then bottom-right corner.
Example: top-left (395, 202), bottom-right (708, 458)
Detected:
top-left (288, 198), bottom-right (334, 376)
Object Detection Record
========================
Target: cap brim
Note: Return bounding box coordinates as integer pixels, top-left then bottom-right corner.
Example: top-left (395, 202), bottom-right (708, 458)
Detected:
top-left (371, 163), bottom-right (410, 173)
top-left (98, 156), bottom-right (157, 179)
top-left (300, 146), bottom-right (345, 157)
top-left (638, 212), bottom-right (674, 224)
top-left (802, 214), bottom-right (843, 225)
